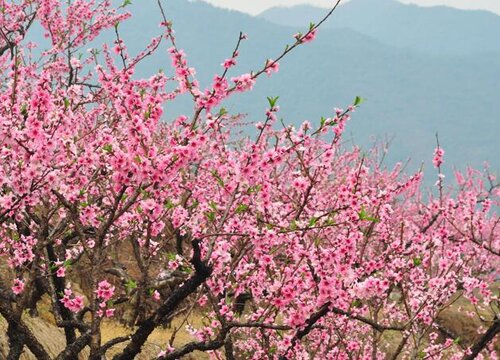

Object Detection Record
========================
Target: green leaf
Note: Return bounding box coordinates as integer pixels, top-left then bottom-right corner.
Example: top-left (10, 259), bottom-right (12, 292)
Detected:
top-left (247, 184), bottom-right (262, 194)
top-left (166, 252), bottom-right (176, 261)
top-left (309, 22), bottom-right (315, 30)
top-left (211, 170), bottom-right (225, 187)
top-left (103, 144), bottom-right (113, 153)
top-left (218, 107), bottom-right (228, 116)
top-left (21, 104), bottom-right (28, 117)
top-left (64, 98), bottom-right (70, 110)
top-left (235, 204), bottom-right (249, 214)
top-left (209, 201), bottom-right (218, 211)
top-left (120, 0), bottom-right (132, 8)
top-left (205, 211), bottom-right (216, 222)
top-left (308, 216), bottom-right (318, 227)
top-left (324, 217), bottom-right (335, 226)
top-left (353, 96), bottom-right (364, 106)
top-left (164, 199), bottom-right (175, 209)
top-left (266, 96), bottom-right (279, 108)
top-left (314, 237), bottom-right (321, 246)
top-left (413, 257), bottom-right (422, 266)
top-left (351, 299), bottom-right (362, 308)
top-left (125, 279), bottom-right (137, 291)
top-left (289, 220), bottom-right (298, 231)
top-left (453, 337), bottom-right (461, 345)
top-left (320, 116), bottom-right (327, 127)
top-left (140, 188), bottom-right (149, 198)
top-left (358, 206), bottom-right (379, 223)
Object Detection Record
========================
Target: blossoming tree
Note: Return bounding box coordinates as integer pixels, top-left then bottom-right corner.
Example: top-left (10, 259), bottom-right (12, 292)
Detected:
top-left (0, 0), bottom-right (498, 359)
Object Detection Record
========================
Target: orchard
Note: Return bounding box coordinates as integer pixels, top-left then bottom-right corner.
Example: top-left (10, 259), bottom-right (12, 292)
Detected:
top-left (0, 0), bottom-right (498, 359)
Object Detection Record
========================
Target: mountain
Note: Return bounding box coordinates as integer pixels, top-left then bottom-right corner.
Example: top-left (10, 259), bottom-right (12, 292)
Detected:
top-left (25, 0), bottom-right (500, 177)
top-left (258, 0), bottom-right (500, 57)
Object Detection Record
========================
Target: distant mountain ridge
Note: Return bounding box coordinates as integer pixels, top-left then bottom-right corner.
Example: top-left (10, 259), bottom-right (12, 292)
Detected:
top-left (258, 0), bottom-right (500, 56)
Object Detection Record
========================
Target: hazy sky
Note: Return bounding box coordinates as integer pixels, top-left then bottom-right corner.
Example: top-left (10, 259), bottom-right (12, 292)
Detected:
top-left (201, 0), bottom-right (500, 16)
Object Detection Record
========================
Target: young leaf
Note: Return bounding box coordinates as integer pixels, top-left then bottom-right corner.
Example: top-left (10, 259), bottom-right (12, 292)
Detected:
top-left (209, 201), bottom-right (218, 210)
top-left (247, 184), bottom-right (262, 194)
top-left (103, 144), bottom-right (113, 153)
top-left (125, 279), bottom-right (137, 291)
top-left (205, 211), bottom-right (216, 222)
top-left (358, 206), bottom-right (379, 223)
top-left (211, 170), bottom-right (224, 187)
top-left (235, 204), bottom-right (249, 214)
top-left (353, 96), bottom-right (364, 106)
top-left (121, 0), bottom-right (132, 7)
top-left (267, 96), bottom-right (279, 108)
top-left (320, 116), bottom-right (327, 127)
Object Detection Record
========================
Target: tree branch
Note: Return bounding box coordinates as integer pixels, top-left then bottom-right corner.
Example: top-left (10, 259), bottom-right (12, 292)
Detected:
top-left (112, 240), bottom-right (212, 360)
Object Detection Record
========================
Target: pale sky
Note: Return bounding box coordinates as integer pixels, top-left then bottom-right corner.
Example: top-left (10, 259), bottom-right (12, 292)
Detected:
top-left (201, 0), bottom-right (500, 16)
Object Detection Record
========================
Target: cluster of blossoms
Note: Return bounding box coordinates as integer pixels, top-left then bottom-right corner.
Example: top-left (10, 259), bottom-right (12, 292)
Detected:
top-left (433, 147), bottom-right (445, 168)
top-left (60, 287), bottom-right (85, 313)
top-left (0, 1), bottom-right (497, 360)
top-left (94, 280), bottom-right (115, 317)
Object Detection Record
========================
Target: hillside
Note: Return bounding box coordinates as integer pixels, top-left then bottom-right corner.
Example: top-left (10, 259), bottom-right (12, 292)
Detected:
top-left (259, 0), bottom-right (500, 56)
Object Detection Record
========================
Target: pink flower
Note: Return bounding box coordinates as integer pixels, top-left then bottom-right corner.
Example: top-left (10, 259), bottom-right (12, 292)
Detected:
top-left (231, 73), bottom-right (255, 92)
top-left (152, 290), bottom-right (161, 301)
top-left (198, 295), bottom-right (208, 306)
top-left (157, 345), bottom-right (174, 358)
top-left (433, 147), bottom-right (445, 168)
top-left (12, 278), bottom-right (25, 295)
top-left (56, 266), bottom-right (66, 277)
top-left (95, 280), bottom-right (115, 301)
top-left (105, 308), bottom-right (115, 318)
top-left (222, 57), bottom-right (236, 69)
top-left (265, 60), bottom-right (280, 76)
top-left (295, 29), bottom-right (317, 43)
top-left (60, 288), bottom-right (84, 312)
